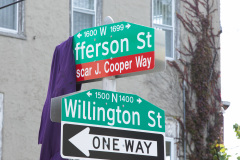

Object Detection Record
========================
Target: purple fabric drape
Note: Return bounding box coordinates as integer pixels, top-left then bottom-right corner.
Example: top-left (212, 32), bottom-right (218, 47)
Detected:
top-left (38, 36), bottom-right (80, 160)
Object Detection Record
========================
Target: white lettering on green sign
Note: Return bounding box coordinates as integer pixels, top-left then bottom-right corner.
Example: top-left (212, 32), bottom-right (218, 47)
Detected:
top-left (75, 32), bottom-right (152, 61)
top-left (64, 99), bottom-right (141, 126)
top-left (62, 89), bottom-right (165, 133)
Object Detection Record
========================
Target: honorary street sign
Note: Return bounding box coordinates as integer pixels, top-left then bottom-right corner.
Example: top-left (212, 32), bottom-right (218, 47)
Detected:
top-left (73, 21), bottom-right (165, 82)
top-left (61, 89), bottom-right (165, 160)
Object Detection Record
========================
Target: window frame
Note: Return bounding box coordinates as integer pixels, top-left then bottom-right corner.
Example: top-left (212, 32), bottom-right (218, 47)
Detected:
top-left (71, 0), bottom-right (97, 36)
top-left (0, 1), bottom-right (25, 39)
top-left (152, 0), bottom-right (175, 60)
top-left (165, 137), bottom-right (175, 160)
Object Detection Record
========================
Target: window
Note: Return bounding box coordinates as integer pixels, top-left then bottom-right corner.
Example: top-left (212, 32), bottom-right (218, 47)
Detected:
top-left (71, 0), bottom-right (96, 35)
top-left (0, 0), bottom-right (25, 37)
top-left (152, 0), bottom-right (174, 59)
top-left (165, 137), bottom-right (175, 160)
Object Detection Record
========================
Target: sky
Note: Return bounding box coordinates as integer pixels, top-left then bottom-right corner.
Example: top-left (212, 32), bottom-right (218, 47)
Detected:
top-left (221, 0), bottom-right (240, 158)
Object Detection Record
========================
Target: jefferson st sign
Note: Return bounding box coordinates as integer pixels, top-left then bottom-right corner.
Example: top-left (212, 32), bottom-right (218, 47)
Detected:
top-left (73, 21), bottom-right (165, 82)
top-left (61, 89), bottom-right (165, 160)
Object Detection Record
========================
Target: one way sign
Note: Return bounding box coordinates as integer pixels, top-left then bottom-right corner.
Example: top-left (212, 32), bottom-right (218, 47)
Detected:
top-left (61, 123), bottom-right (165, 160)
top-left (69, 127), bottom-right (158, 157)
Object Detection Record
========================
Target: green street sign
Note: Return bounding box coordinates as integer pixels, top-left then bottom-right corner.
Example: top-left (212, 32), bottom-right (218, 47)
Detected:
top-left (73, 22), bottom-right (165, 82)
top-left (73, 22), bottom-right (154, 64)
top-left (61, 89), bottom-right (165, 133)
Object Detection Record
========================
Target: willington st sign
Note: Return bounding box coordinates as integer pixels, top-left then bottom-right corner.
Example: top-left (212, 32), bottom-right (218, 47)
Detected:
top-left (73, 21), bottom-right (165, 82)
top-left (61, 89), bottom-right (165, 160)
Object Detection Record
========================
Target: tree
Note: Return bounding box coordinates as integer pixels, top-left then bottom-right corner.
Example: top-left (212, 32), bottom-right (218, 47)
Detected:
top-left (233, 123), bottom-right (240, 139)
top-left (168, 0), bottom-right (222, 159)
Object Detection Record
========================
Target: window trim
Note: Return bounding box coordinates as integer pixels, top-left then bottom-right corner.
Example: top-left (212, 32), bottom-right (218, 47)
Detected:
top-left (0, 1), bottom-right (25, 39)
top-left (152, 0), bottom-right (175, 60)
top-left (71, 0), bottom-right (97, 36)
top-left (0, 27), bottom-right (18, 34)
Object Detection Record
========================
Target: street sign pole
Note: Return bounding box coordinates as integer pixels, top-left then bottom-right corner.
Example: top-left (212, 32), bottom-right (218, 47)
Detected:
top-left (102, 16), bottom-right (116, 92)
top-left (103, 76), bottom-right (116, 91)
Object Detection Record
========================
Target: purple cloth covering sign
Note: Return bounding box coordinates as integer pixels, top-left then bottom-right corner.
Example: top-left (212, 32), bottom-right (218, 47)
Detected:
top-left (38, 36), bottom-right (80, 160)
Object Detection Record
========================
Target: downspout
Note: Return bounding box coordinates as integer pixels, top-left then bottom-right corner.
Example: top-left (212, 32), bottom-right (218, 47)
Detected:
top-left (183, 80), bottom-right (186, 160)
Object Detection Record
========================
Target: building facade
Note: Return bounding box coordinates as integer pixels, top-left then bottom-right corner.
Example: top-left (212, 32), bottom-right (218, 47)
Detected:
top-left (0, 0), bottom-right (221, 159)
